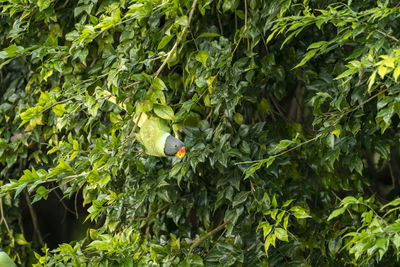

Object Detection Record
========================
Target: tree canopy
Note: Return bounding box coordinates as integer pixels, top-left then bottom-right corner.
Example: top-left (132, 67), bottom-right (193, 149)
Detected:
top-left (1, 0), bottom-right (400, 266)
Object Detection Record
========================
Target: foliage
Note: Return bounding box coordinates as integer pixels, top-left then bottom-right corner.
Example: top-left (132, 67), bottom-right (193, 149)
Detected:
top-left (1, 0), bottom-right (400, 266)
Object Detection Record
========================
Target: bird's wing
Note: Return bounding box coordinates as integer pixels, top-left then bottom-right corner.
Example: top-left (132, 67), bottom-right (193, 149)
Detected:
top-left (138, 117), bottom-right (170, 157)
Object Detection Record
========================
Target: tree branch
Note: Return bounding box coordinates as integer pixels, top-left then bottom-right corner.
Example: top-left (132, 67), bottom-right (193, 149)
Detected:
top-left (188, 222), bottom-right (228, 251)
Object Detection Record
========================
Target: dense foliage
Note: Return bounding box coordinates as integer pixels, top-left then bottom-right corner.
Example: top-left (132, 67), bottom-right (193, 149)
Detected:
top-left (2, 0), bottom-right (400, 265)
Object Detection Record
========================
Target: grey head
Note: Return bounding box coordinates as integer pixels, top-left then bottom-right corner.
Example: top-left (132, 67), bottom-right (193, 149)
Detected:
top-left (164, 135), bottom-right (185, 156)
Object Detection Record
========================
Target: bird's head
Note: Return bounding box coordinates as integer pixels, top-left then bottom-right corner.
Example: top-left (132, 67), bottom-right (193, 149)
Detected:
top-left (175, 146), bottom-right (186, 158)
top-left (164, 135), bottom-right (186, 158)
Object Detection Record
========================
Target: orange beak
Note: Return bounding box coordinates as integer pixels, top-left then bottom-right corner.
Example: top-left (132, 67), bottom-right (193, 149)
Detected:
top-left (175, 147), bottom-right (186, 158)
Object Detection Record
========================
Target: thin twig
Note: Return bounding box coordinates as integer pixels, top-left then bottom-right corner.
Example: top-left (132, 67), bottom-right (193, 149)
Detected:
top-left (46, 165), bottom-right (107, 183)
top-left (216, 3), bottom-right (223, 35)
top-left (334, 88), bottom-right (389, 125)
top-left (124, 112), bottom-right (143, 145)
top-left (53, 189), bottom-right (76, 216)
top-left (59, 0), bottom-right (70, 9)
top-left (153, 0), bottom-right (198, 78)
top-left (144, 203), bottom-right (152, 240)
top-left (140, 204), bottom-right (169, 220)
top-left (244, 0), bottom-right (249, 50)
top-left (25, 190), bottom-right (45, 247)
top-left (123, 81), bottom-right (142, 90)
top-left (205, 226), bottom-right (227, 257)
top-left (375, 29), bottom-right (399, 42)
top-left (0, 198), bottom-right (10, 232)
top-left (331, 191), bottom-right (354, 219)
top-left (74, 183), bottom-right (84, 218)
top-left (188, 222), bottom-right (228, 251)
top-left (389, 163), bottom-right (396, 188)
top-left (236, 134), bottom-right (321, 165)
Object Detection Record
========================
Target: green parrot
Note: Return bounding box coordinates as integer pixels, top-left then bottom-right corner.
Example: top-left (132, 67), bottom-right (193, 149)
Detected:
top-left (135, 113), bottom-right (186, 158)
top-left (0, 248), bottom-right (16, 267)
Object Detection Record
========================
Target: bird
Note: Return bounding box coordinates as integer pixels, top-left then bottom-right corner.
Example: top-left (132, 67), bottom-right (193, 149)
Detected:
top-left (0, 248), bottom-right (16, 267)
top-left (135, 113), bottom-right (186, 158)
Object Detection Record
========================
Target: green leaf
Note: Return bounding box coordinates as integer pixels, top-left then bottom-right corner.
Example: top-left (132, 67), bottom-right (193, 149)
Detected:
top-left (368, 70), bottom-right (377, 91)
top-left (110, 112), bottom-right (122, 124)
top-left (152, 77), bottom-right (168, 91)
top-left (341, 196), bottom-right (358, 206)
top-left (186, 255), bottom-right (204, 266)
top-left (393, 234), bottom-right (400, 249)
top-left (335, 68), bottom-right (357, 80)
top-left (393, 66), bottom-right (400, 82)
top-left (15, 233), bottom-right (30, 245)
top-left (195, 50), bottom-right (209, 68)
top-left (282, 199), bottom-right (294, 208)
top-left (158, 35), bottom-right (173, 50)
top-left (244, 160), bottom-right (265, 178)
top-left (327, 207), bottom-right (346, 221)
top-left (275, 228), bottom-right (288, 242)
top-left (377, 105), bottom-right (394, 124)
top-left (52, 104), bottom-right (65, 116)
top-left (74, 48), bottom-right (89, 66)
top-left (232, 191), bottom-right (249, 207)
top-left (290, 206), bottom-right (311, 219)
top-left (136, 100), bottom-right (153, 113)
top-left (176, 16), bottom-right (189, 27)
top-left (258, 221), bottom-right (272, 238)
top-left (266, 156), bottom-right (276, 167)
top-left (381, 198), bottom-right (400, 209)
top-left (294, 49), bottom-right (317, 68)
top-left (270, 209), bottom-right (278, 220)
top-left (169, 163), bottom-right (183, 178)
top-left (198, 32), bottom-right (221, 38)
top-left (36, 185), bottom-right (48, 197)
top-left (272, 195), bottom-right (277, 208)
top-left (72, 140), bottom-right (79, 150)
top-left (275, 139), bottom-right (292, 150)
top-left (267, 233), bottom-right (276, 248)
top-left (283, 215), bottom-right (289, 230)
top-left (222, 0), bottom-right (239, 12)
top-left (257, 98), bottom-right (271, 115)
top-left (308, 41), bottom-right (327, 50)
top-left (377, 65), bottom-right (388, 79)
top-left (154, 104), bottom-right (175, 121)
top-left (37, 0), bottom-right (51, 11)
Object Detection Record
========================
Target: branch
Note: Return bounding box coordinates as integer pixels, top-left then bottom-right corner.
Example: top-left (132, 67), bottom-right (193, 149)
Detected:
top-left (236, 134), bottom-right (321, 165)
top-left (153, 0), bottom-right (198, 79)
top-left (25, 190), bottom-right (44, 247)
top-left (0, 198), bottom-right (10, 232)
top-left (244, 0), bottom-right (249, 50)
top-left (375, 29), bottom-right (399, 42)
top-left (74, 184), bottom-right (82, 219)
top-left (334, 88), bottom-right (389, 125)
top-left (46, 164), bottom-right (106, 183)
top-left (188, 222), bottom-right (228, 251)
top-left (53, 189), bottom-right (76, 216)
